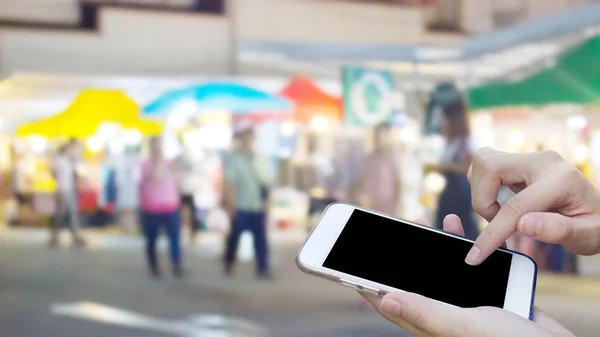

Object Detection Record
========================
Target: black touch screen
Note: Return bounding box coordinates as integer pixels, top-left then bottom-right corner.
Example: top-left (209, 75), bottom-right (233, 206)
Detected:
top-left (323, 209), bottom-right (512, 308)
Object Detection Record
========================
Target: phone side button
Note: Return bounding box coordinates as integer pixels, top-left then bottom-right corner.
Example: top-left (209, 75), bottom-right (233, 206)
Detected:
top-left (339, 279), bottom-right (380, 295)
top-left (356, 284), bottom-right (381, 296)
top-left (339, 279), bottom-right (359, 289)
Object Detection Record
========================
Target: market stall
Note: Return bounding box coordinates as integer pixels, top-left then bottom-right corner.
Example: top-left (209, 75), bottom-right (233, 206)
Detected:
top-left (468, 35), bottom-right (600, 186)
top-left (265, 77), bottom-right (345, 230)
top-left (465, 36), bottom-right (600, 275)
top-left (271, 70), bottom-right (409, 230)
top-left (143, 81), bottom-right (294, 234)
top-left (13, 89), bottom-right (163, 227)
top-left (17, 89), bottom-right (162, 139)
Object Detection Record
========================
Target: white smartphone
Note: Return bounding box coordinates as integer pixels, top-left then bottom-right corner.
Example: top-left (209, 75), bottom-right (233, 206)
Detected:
top-left (296, 203), bottom-right (538, 319)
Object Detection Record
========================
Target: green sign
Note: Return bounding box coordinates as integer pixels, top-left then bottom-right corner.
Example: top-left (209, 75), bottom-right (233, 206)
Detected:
top-left (343, 66), bottom-right (395, 127)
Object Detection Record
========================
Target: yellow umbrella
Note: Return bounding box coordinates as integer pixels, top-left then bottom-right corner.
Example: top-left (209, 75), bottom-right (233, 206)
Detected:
top-left (38, 88), bottom-right (139, 120)
top-left (52, 114), bottom-right (162, 139)
top-left (17, 89), bottom-right (162, 139)
top-left (16, 114), bottom-right (68, 138)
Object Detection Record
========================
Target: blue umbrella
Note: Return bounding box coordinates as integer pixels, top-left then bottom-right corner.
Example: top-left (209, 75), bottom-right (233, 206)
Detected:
top-left (143, 82), bottom-right (292, 116)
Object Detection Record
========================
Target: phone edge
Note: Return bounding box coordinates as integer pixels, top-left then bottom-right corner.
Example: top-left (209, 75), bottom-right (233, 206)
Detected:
top-left (294, 202), bottom-right (538, 319)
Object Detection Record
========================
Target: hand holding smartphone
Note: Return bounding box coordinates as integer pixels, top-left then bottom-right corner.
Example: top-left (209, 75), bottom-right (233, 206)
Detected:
top-left (296, 203), bottom-right (537, 319)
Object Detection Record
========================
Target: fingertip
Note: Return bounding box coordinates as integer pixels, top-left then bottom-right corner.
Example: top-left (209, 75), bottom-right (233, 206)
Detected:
top-left (443, 214), bottom-right (465, 236)
top-left (466, 224), bottom-right (509, 265)
top-left (443, 214), bottom-right (460, 224)
top-left (465, 245), bottom-right (482, 265)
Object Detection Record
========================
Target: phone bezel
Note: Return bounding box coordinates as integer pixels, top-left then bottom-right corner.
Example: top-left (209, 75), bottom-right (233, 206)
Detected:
top-left (296, 202), bottom-right (537, 319)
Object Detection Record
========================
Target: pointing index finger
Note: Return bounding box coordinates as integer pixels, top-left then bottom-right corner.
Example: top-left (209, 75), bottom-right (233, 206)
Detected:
top-left (466, 180), bottom-right (559, 265)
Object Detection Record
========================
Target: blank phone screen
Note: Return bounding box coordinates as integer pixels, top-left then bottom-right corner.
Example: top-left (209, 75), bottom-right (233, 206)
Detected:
top-left (323, 209), bottom-right (512, 308)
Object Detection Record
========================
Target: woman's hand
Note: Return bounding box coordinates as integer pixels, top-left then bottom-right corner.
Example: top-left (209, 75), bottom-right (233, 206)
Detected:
top-left (465, 148), bottom-right (600, 265)
top-left (362, 215), bottom-right (575, 337)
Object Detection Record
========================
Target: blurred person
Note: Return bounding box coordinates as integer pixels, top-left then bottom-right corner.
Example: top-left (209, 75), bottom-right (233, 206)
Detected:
top-left (301, 133), bottom-right (338, 229)
top-left (96, 150), bottom-right (117, 226)
top-left (425, 94), bottom-right (479, 239)
top-left (223, 123), bottom-right (272, 279)
top-left (362, 148), bottom-right (599, 337)
top-left (350, 122), bottom-right (402, 216)
top-left (49, 139), bottom-right (86, 247)
top-left (174, 140), bottom-right (202, 243)
top-left (139, 137), bottom-right (184, 278)
top-left (115, 146), bottom-right (141, 233)
top-left (11, 153), bottom-right (34, 226)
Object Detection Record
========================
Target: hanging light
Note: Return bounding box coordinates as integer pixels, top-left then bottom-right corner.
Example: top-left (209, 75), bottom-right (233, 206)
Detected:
top-left (86, 136), bottom-right (103, 153)
top-left (310, 116), bottom-right (328, 133)
top-left (508, 130), bottom-right (524, 149)
top-left (424, 172), bottom-right (446, 194)
top-left (169, 99), bottom-right (197, 129)
top-left (122, 129), bottom-right (143, 146)
top-left (572, 143), bottom-right (589, 165)
top-left (566, 115), bottom-right (587, 130)
top-left (97, 122), bottom-right (120, 142)
top-left (30, 136), bottom-right (47, 153)
top-left (280, 121), bottom-right (296, 137)
top-left (398, 126), bottom-right (418, 145)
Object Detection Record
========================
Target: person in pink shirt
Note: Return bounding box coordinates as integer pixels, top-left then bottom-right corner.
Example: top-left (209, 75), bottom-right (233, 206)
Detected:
top-left (139, 137), bottom-right (184, 278)
top-left (350, 122), bottom-right (402, 216)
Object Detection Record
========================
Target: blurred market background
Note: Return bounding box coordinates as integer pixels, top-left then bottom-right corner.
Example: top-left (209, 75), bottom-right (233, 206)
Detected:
top-left (3, 0), bottom-right (600, 336)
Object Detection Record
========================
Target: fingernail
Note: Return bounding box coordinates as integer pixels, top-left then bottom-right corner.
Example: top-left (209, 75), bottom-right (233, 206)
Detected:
top-left (519, 215), bottom-right (541, 236)
top-left (465, 246), bottom-right (481, 265)
top-left (381, 299), bottom-right (402, 316)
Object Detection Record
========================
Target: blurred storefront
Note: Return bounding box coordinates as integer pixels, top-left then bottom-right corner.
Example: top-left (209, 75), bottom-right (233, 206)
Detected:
top-left (463, 35), bottom-right (600, 275)
top-left (468, 35), bottom-right (600, 186)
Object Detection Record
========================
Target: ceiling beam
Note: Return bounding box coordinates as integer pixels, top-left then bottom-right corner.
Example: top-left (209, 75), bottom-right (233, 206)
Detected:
top-left (239, 3), bottom-right (600, 62)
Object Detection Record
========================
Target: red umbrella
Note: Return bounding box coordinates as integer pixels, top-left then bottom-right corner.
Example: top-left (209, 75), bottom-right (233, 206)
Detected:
top-left (280, 77), bottom-right (342, 123)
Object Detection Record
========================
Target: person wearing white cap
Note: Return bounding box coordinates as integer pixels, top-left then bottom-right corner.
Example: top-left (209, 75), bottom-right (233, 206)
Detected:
top-left (223, 121), bottom-right (272, 279)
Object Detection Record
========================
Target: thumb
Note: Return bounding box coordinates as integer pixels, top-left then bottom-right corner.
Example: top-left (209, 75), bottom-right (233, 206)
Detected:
top-left (380, 292), bottom-right (470, 337)
top-left (518, 212), bottom-right (600, 255)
